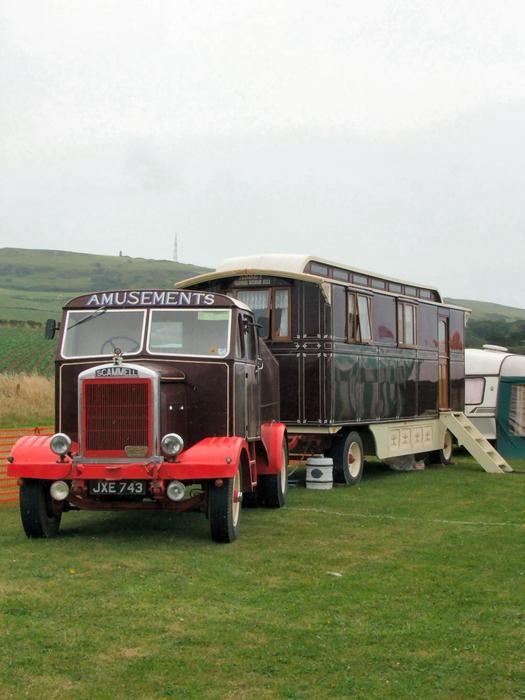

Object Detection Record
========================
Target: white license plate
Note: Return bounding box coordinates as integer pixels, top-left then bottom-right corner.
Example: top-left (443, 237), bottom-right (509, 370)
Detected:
top-left (89, 480), bottom-right (147, 496)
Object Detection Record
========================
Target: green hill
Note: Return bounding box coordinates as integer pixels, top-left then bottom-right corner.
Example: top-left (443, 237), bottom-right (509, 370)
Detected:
top-left (0, 247), bottom-right (210, 323)
top-left (444, 299), bottom-right (525, 354)
top-left (445, 298), bottom-right (525, 322)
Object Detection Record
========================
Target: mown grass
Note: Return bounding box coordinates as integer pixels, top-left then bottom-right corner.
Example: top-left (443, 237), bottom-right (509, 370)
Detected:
top-left (1, 456), bottom-right (524, 699)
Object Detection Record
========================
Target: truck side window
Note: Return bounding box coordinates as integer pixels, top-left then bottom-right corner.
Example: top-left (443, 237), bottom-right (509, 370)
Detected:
top-left (243, 315), bottom-right (257, 361)
top-left (235, 314), bottom-right (257, 361)
top-left (235, 316), bottom-right (245, 359)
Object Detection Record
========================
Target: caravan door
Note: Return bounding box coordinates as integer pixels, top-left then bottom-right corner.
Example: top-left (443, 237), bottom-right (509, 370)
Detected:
top-left (496, 378), bottom-right (525, 458)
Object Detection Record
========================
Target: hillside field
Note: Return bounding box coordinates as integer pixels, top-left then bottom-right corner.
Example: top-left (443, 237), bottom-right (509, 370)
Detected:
top-left (0, 247), bottom-right (210, 323)
top-left (0, 248), bottom-right (523, 377)
top-left (0, 324), bottom-right (55, 377)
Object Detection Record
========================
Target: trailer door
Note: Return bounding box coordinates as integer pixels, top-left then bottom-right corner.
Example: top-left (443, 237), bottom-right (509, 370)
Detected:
top-left (496, 378), bottom-right (525, 458)
top-left (438, 316), bottom-right (450, 409)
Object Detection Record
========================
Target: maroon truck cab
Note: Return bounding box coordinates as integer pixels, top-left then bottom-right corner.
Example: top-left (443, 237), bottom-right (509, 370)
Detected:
top-left (8, 289), bottom-right (287, 543)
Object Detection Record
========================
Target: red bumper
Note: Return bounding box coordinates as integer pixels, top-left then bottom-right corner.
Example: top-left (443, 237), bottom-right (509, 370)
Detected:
top-left (7, 435), bottom-right (248, 481)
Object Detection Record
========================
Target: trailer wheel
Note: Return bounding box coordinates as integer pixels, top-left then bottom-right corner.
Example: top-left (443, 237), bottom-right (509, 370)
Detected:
top-left (429, 429), bottom-right (454, 465)
top-left (208, 467), bottom-right (241, 543)
top-left (330, 431), bottom-right (364, 485)
top-left (258, 441), bottom-right (288, 508)
top-left (19, 480), bottom-right (62, 538)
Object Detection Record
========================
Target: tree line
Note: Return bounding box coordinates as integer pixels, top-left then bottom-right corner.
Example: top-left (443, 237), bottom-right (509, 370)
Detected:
top-left (466, 319), bottom-right (525, 354)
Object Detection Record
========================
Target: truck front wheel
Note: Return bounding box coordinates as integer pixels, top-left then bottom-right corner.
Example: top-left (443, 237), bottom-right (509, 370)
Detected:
top-left (208, 467), bottom-right (241, 543)
top-left (20, 480), bottom-right (62, 538)
top-left (258, 441), bottom-right (288, 508)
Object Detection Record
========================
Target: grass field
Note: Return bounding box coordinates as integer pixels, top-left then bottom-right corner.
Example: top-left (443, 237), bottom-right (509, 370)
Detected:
top-left (1, 455), bottom-right (523, 699)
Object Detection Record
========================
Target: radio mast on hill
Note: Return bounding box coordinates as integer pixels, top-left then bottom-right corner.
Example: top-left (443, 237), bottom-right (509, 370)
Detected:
top-left (173, 233), bottom-right (179, 262)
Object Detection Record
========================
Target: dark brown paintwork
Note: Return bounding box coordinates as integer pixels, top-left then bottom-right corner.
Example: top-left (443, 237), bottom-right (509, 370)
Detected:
top-left (54, 291), bottom-right (280, 450)
top-left (180, 275), bottom-right (466, 427)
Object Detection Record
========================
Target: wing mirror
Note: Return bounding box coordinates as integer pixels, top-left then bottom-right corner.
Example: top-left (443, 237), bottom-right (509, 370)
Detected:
top-left (44, 319), bottom-right (59, 339)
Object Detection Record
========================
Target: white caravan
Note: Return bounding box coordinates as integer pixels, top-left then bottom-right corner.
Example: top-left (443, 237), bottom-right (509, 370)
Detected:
top-left (465, 345), bottom-right (525, 458)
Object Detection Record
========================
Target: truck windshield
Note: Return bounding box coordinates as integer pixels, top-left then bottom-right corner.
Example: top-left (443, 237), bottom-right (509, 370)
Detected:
top-left (62, 310), bottom-right (146, 358)
top-left (148, 309), bottom-right (231, 357)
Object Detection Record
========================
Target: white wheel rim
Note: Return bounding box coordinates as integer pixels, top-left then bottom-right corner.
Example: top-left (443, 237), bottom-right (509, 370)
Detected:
top-left (280, 444), bottom-right (287, 495)
top-left (348, 442), bottom-right (362, 478)
top-left (232, 469), bottom-right (241, 527)
top-left (443, 431), bottom-right (453, 461)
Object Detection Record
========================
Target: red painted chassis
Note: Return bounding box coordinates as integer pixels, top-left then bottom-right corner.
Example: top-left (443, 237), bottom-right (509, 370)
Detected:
top-left (8, 422), bottom-right (287, 512)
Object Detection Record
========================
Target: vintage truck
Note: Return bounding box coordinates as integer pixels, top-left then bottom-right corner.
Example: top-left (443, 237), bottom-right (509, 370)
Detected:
top-left (7, 289), bottom-right (288, 543)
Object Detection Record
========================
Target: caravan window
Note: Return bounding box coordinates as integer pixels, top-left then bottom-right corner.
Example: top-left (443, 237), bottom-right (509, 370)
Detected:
top-left (465, 377), bottom-right (485, 405)
top-left (236, 288), bottom-right (291, 341)
top-left (347, 293), bottom-right (372, 343)
top-left (510, 385), bottom-right (525, 436)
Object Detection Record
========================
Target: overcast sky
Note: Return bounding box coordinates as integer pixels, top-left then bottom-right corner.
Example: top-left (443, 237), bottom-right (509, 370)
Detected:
top-left (1, 1), bottom-right (524, 306)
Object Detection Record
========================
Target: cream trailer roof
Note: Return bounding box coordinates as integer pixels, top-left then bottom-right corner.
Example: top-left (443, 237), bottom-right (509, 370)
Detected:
top-left (179, 253), bottom-right (446, 304)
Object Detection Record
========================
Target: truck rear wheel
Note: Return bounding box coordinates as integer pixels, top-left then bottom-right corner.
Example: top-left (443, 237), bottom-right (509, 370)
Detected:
top-left (329, 431), bottom-right (364, 485)
top-left (20, 480), bottom-right (62, 538)
top-left (258, 441), bottom-right (288, 508)
top-left (208, 467), bottom-right (241, 543)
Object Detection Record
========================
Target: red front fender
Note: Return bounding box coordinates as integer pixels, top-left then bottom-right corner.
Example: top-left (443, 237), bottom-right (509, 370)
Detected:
top-left (7, 435), bottom-right (250, 482)
top-left (258, 422), bottom-right (287, 475)
top-left (167, 437), bottom-right (247, 479)
top-left (7, 435), bottom-right (77, 479)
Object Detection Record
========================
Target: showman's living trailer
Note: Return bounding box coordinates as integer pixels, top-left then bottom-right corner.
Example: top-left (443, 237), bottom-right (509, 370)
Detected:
top-left (465, 345), bottom-right (525, 459)
top-left (178, 254), bottom-right (471, 483)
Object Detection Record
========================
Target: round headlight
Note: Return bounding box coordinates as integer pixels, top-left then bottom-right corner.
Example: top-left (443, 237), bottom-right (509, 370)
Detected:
top-left (50, 433), bottom-right (72, 456)
top-left (161, 433), bottom-right (184, 456)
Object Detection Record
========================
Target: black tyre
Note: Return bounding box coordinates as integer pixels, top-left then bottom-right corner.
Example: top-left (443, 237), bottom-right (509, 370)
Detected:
top-left (208, 467), bottom-right (241, 543)
top-left (429, 429), bottom-right (454, 465)
top-left (329, 431), bottom-right (364, 485)
top-left (258, 441), bottom-right (288, 508)
top-left (19, 480), bottom-right (62, 538)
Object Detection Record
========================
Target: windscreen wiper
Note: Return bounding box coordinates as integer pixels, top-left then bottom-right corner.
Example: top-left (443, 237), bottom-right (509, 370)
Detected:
top-left (67, 306), bottom-right (109, 331)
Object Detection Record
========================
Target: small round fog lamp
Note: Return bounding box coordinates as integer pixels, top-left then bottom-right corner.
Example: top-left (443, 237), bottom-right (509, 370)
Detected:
top-left (50, 480), bottom-right (70, 501)
top-left (161, 433), bottom-right (184, 456)
top-left (50, 433), bottom-right (72, 456)
top-left (166, 480), bottom-right (186, 502)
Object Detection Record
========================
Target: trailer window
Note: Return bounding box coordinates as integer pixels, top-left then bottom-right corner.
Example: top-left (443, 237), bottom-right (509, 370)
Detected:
top-left (398, 302), bottom-right (417, 346)
top-left (273, 289), bottom-right (290, 339)
top-left (347, 293), bottom-right (372, 343)
top-left (236, 290), bottom-right (270, 338)
top-left (148, 309), bottom-right (231, 358)
top-left (236, 288), bottom-right (290, 341)
top-left (62, 310), bottom-right (146, 358)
